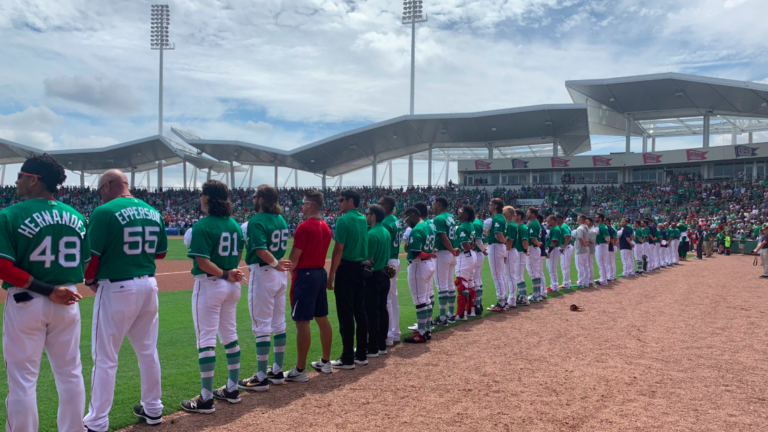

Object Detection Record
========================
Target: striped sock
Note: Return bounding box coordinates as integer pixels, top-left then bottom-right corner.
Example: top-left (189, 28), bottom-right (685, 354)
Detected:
top-left (199, 347), bottom-right (216, 401)
top-left (447, 290), bottom-right (456, 316)
top-left (533, 278), bottom-right (541, 295)
top-left (427, 301), bottom-right (434, 331)
top-left (256, 335), bottom-right (271, 380)
top-left (438, 292), bottom-right (448, 319)
top-left (416, 303), bottom-right (429, 334)
top-left (224, 341), bottom-right (240, 392)
top-left (273, 333), bottom-right (286, 373)
top-left (475, 286), bottom-right (483, 304)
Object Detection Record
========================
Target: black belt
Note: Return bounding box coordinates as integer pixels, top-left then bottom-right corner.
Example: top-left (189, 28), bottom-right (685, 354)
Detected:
top-left (108, 274), bottom-right (154, 283)
top-left (340, 259), bottom-right (363, 265)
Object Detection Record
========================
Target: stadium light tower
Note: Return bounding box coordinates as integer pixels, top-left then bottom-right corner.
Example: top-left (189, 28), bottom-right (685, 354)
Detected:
top-left (403, 0), bottom-right (427, 115)
top-left (151, 4), bottom-right (174, 136)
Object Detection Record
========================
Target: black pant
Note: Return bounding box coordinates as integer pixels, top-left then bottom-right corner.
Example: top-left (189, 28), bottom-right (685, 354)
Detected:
top-left (365, 270), bottom-right (390, 353)
top-left (334, 260), bottom-right (368, 364)
top-left (696, 240), bottom-right (703, 258)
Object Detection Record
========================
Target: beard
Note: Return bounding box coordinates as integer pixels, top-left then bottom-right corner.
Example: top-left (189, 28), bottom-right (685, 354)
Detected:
top-left (253, 201), bottom-right (261, 213)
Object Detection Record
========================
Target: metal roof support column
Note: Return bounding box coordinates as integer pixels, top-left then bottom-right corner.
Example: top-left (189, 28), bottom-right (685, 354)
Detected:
top-left (703, 113), bottom-right (710, 148)
top-left (274, 165), bottom-right (278, 187)
top-left (183, 162), bottom-right (187, 189)
top-left (207, 168), bottom-right (212, 182)
top-left (248, 166), bottom-right (253, 188)
top-left (295, 169), bottom-right (299, 189)
top-left (192, 167), bottom-right (197, 189)
top-left (388, 161), bottom-right (393, 188)
top-left (749, 132), bottom-right (753, 144)
top-left (147, 170), bottom-right (151, 190)
top-left (130, 168), bottom-right (135, 188)
top-left (427, 144), bottom-right (433, 187)
top-left (731, 125), bottom-right (738, 145)
top-left (408, 155), bottom-right (414, 187)
top-left (80, 171), bottom-right (85, 188)
top-left (0, 165), bottom-right (5, 186)
top-left (322, 171), bottom-right (327, 190)
top-left (445, 158), bottom-right (449, 186)
top-left (552, 138), bottom-right (559, 157)
top-left (487, 143), bottom-right (493, 159)
top-left (625, 114), bottom-right (632, 153)
top-left (157, 160), bottom-right (163, 191)
top-left (339, 175), bottom-right (344, 188)
top-left (642, 134), bottom-right (648, 153)
top-left (753, 161), bottom-right (758, 179)
top-left (652, 137), bottom-right (656, 152)
top-left (229, 161), bottom-right (235, 187)
top-left (372, 154), bottom-right (378, 189)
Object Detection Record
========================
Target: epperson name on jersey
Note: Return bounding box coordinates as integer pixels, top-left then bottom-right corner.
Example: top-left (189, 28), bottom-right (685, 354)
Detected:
top-left (113, 206), bottom-right (163, 226)
top-left (17, 208), bottom-right (86, 239)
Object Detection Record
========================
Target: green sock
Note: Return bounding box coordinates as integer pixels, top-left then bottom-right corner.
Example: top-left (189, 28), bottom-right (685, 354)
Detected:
top-left (273, 333), bottom-right (287, 372)
top-left (198, 347), bottom-right (216, 400)
top-left (224, 340), bottom-right (240, 392)
top-left (256, 335), bottom-right (270, 379)
top-left (427, 302), bottom-right (434, 331)
top-left (517, 282), bottom-right (526, 297)
top-left (416, 304), bottom-right (429, 334)
top-left (447, 290), bottom-right (456, 316)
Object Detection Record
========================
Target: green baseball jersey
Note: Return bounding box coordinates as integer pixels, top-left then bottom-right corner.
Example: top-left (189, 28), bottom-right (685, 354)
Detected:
top-left (671, 228), bottom-right (680, 239)
top-left (505, 220), bottom-right (518, 247)
top-left (335, 208), bottom-right (368, 262)
top-left (188, 216), bottom-right (244, 276)
top-left (382, 214), bottom-right (402, 260)
top-left (472, 218), bottom-right (484, 252)
top-left (0, 199), bottom-right (90, 289)
top-left (246, 212), bottom-right (288, 265)
top-left (548, 225), bottom-right (562, 248)
top-left (528, 219), bottom-right (541, 246)
top-left (88, 197), bottom-right (167, 280)
top-left (407, 221), bottom-right (436, 260)
top-left (596, 223), bottom-right (609, 245)
top-left (456, 221), bottom-right (475, 250)
top-left (367, 223), bottom-right (391, 271)
top-left (488, 214), bottom-right (507, 245)
top-left (514, 223), bottom-right (529, 252)
top-left (633, 227), bottom-right (643, 242)
top-left (560, 223), bottom-right (571, 245)
top-left (433, 212), bottom-right (457, 251)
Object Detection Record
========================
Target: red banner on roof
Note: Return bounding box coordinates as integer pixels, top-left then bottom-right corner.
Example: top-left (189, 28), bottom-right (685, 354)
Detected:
top-left (686, 149), bottom-right (708, 161)
top-left (592, 156), bottom-right (612, 167)
top-left (643, 153), bottom-right (662, 164)
top-left (474, 160), bottom-right (492, 170)
top-left (551, 157), bottom-right (570, 167)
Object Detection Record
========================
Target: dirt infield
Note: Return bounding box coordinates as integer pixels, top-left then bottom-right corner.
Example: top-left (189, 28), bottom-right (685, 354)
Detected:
top-left (113, 255), bottom-right (768, 432)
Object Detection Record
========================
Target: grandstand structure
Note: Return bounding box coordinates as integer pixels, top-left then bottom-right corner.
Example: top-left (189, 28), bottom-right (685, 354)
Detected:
top-left (2, 72), bottom-right (768, 189)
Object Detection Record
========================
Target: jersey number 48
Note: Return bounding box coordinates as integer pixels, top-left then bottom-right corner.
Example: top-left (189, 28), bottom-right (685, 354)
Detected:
top-left (30, 236), bottom-right (81, 268)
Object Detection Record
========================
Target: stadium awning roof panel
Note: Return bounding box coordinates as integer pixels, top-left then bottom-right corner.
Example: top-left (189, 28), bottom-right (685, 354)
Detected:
top-left (0, 138), bottom-right (41, 164)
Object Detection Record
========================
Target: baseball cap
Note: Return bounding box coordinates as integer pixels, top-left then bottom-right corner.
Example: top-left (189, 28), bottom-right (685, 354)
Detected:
top-left (763, 223), bottom-right (768, 229)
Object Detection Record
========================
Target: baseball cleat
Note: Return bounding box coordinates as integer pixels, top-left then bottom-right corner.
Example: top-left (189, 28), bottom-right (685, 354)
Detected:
top-left (267, 367), bottom-right (285, 385)
top-left (330, 359), bottom-right (355, 370)
top-left (559, 285), bottom-right (566, 290)
top-left (133, 404), bottom-right (163, 425)
top-left (212, 386), bottom-right (241, 403)
top-left (516, 295), bottom-right (530, 306)
top-left (285, 367), bottom-right (309, 383)
top-left (404, 331), bottom-right (427, 344)
top-left (760, 275), bottom-right (768, 279)
top-left (433, 316), bottom-right (449, 326)
top-left (456, 312), bottom-right (468, 321)
top-left (408, 324), bottom-right (418, 331)
top-left (475, 304), bottom-right (483, 315)
top-left (238, 374), bottom-right (270, 392)
top-left (446, 314), bottom-right (457, 324)
top-left (181, 395), bottom-right (215, 414)
top-left (311, 358), bottom-right (333, 374)
top-left (354, 358), bottom-right (369, 366)
top-left (425, 331), bottom-right (432, 340)
top-left (366, 351), bottom-right (379, 358)
top-left (487, 303), bottom-right (505, 312)
top-left (468, 308), bottom-right (476, 317)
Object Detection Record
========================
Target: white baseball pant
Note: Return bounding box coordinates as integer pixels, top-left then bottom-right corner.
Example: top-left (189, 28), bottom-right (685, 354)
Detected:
top-left (621, 249), bottom-right (635, 276)
top-left (515, 250), bottom-right (527, 296)
top-left (608, 249), bottom-right (617, 280)
top-left (386, 258), bottom-right (402, 342)
top-left (761, 249), bottom-right (768, 276)
top-left (588, 253), bottom-right (595, 283)
top-left (436, 250), bottom-right (457, 310)
top-left (526, 249), bottom-right (545, 294)
top-left (456, 251), bottom-right (475, 281)
top-left (505, 248), bottom-right (519, 303)
top-left (4, 286), bottom-right (85, 432)
top-left (634, 243), bottom-right (644, 272)
top-left (192, 275), bottom-right (241, 348)
top-left (488, 243), bottom-right (507, 304)
top-left (248, 264), bottom-right (288, 337)
top-left (84, 276), bottom-right (162, 432)
top-left (546, 248), bottom-right (560, 289)
top-left (560, 245), bottom-right (573, 288)
top-left (408, 259), bottom-right (435, 305)
top-left (654, 244), bottom-right (661, 269)
top-left (595, 244), bottom-right (609, 284)
top-left (672, 240), bottom-right (680, 264)
top-left (576, 253), bottom-right (590, 287)
top-left (473, 250), bottom-right (484, 289)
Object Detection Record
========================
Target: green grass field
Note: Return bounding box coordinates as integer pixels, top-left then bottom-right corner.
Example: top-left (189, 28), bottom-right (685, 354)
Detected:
top-left (165, 237), bottom-right (332, 261)
top-left (0, 242), bottom-right (674, 431)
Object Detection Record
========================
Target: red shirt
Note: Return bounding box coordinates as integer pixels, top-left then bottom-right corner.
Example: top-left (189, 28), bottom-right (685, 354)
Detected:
top-left (293, 217), bottom-right (331, 269)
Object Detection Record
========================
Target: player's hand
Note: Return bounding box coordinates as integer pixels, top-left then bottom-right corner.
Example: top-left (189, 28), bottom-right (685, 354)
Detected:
top-left (276, 258), bottom-right (292, 272)
top-left (453, 248), bottom-right (460, 257)
top-left (482, 250), bottom-right (488, 256)
top-left (503, 257), bottom-right (507, 264)
top-left (430, 252), bottom-right (438, 259)
top-left (49, 286), bottom-right (83, 306)
top-left (327, 275), bottom-right (335, 291)
top-left (226, 270), bottom-right (243, 283)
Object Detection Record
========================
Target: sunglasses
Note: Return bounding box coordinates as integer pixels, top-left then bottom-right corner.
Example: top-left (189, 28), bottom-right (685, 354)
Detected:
top-left (97, 180), bottom-right (114, 193)
top-left (17, 172), bottom-right (41, 180)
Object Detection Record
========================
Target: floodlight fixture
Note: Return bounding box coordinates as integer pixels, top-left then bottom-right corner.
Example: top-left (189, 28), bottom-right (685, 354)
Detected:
top-left (150, 4), bottom-right (175, 136)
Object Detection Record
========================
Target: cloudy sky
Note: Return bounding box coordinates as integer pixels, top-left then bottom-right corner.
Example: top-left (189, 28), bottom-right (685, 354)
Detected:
top-left (1, 0), bottom-right (767, 188)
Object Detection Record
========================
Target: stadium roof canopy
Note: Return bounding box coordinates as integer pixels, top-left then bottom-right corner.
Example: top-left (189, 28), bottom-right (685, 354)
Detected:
top-left (566, 73), bottom-right (768, 137)
top-left (175, 104), bottom-right (592, 177)
top-left (0, 138), bottom-right (43, 164)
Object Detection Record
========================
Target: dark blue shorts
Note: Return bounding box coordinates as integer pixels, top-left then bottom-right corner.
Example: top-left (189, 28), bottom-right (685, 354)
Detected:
top-left (290, 268), bottom-right (328, 321)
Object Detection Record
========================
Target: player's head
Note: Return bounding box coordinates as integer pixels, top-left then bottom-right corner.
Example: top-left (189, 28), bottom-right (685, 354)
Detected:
top-left (378, 196), bottom-right (396, 215)
top-left (502, 205), bottom-right (515, 221)
top-left (621, 217), bottom-right (629, 227)
top-left (17, 154), bottom-right (67, 199)
top-left (302, 189), bottom-right (324, 217)
top-left (459, 204), bottom-right (475, 223)
top-left (433, 196), bottom-right (449, 214)
top-left (201, 180), bottom-right (233, 217)
top-left (365, 204), bottom-right (385, 227)
top-left (585, 217), bottom-right (594, 227)
top-left (338, 189), bottom-right (360, 211)
top-left (605, 217), bottom-right (612, 225)
top-left (511, 209), bottom-right (523, 223)
top-left (414, 202), bottom-right (429, 219)
top-left (489, 198), bottom-right (503, 215)
top-left (96, 169), bottom-right (129, 203)
top-left (633, 219), bottom-right (641, 227)
top-left (254, 184), bottom-right (283, 215)
top-left (403, 207), bottom-right (421, 228)
top-left (527, 207), bottom-right (539, 221)
top-left (536, 214), bottom-right (544, 224)
top-left (596, 213), bottom-right (605, 223)
top-left (556, 214), bottom-right (564, 223)
top-left (547, 214), bottom-right (557, 225)
top-left (577, 214), bottom-right (586, 224)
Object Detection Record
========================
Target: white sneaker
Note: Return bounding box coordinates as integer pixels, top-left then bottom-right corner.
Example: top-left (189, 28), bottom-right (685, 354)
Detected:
top-left (385, 339), bottom-right (394, 347)
top-left (407, 324), bottom-right (418, 331)
top-left (311, 358), bottom-right (333, 373)
top-left (468, 309), bottom-right (476, 317)
top-left (284, 367), bottom-right (308, 383)
top-left (354, 358), bottom-right (369, 366)
top-left (366, 352), bottom-right (379, 358)
top-left (378, 349), bottom-right (388, 355)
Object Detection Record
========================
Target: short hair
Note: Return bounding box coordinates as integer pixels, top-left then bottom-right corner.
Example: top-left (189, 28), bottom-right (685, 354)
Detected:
top-left (202, 180), bottom-right (233, 217)
top-left (547, 214), bottom-right (557, 222)
top-left (605, 217), bottom-right (612, 223)
top-left (515, 209), bottom-right (525, 219)
top-left (340, 189), bottom-right (361, 207)
top-left (379, 196), bottom-right (396, 213)
top-left (20, 154), bottom-right (67, 193)
top-left (403, 207), bottom-right (420, 218)
top-left (527, 207), bottom-right (539, 216)
top-left (502, 205), bottom-right (515, 215)
top-left (490, 198), bottom-right (504, 213)
top-left (367, 204), bottom-right (385, 223)
top-left (586, 217), bottom-right (594, 223)
top-left (256, 184), bottom-right (283, 215)
top-left (461, 204), bottom-right (475, 221)
top-left (596, 213), bottom-right (605, 222)
top-left (434, 196), bottom-right (448, 209)
top-left (577, 214), bottom-right (587, 221)
top-left (303, 189), bottom-right (324, 207)
top-left (622, 218), bottom-right (630, 224)
top-left (536, 214), bottom-right (544, 223)
top-left (556, 214), bottom-right (564, 220)
top-left (414, 202), bottom-right (429, 219)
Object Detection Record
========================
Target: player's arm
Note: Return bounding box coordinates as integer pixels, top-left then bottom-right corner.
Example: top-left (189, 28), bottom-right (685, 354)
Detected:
top-left (190, 226), bottom-right (242, 282)
top-left (475, 237), bottom-right (487, 255)
top-left (194, 256), bottom-right (241, 283)
top-left (529, 231), bottom-right (541, 247)
top-left (437, 233), bottom-right (454, 252)
top-left (494, 231), bottom-right (506, 243)
top-left (562, 233), bottom-right (571, 248)
top-left (328, 219), bottom-right (346, 290)
top-left (251, 222), bottom-right (290, 272)
top-left (83, 208), bottom-right (108, 285)
top-left (288, 224), bottom-right (305, 273)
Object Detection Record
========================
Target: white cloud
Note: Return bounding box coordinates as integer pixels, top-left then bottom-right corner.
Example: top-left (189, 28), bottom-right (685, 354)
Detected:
top-left (244, 120), bottom-right (273, 133)
top-left (0, 106), bottom-right (60, 149)
top-left (44, 75), bottom-right (141, 114)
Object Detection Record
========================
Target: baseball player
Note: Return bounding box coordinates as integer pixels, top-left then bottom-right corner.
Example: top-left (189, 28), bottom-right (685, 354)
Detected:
top-left (606, 217), bottom-right (617, 281)
top-left (586, 217), bottom-right (597, 287)
top-left (512, 209), bottom-right (530, 305)
top-left (486, 198), bottom-right (508, 311)
top-left (239, 184), bottom-right (292, 390)
top-left (572, 215), bottom-right (591, 288)
top-left (753, 224), bottom-right (768, 278)
top-left (647, 219), bottom-right (658, 271)
top-left (594, 213), bottom-right (609, 286)
top-left (670, 222), bottom-right (680, 264)
top-left (378, 196), bottom-right (403, 345)
top-left (557, 215), bottom-right (573, 289)
top-left (526, 207), bottom-right (545, 302)
top-left (632, 220), bottom-right (644, 274)
top-left (454, 205), bottom-right (476, 320)
top-left (181, 180), bottom-right (245, 414)
top-left (1, 155), bottom-right (87, 432)
top-left (471, 214), bottom-right (487, 316)
top-left (502, 206), bottom-right (518, 308)
top-left (545, 215), bottom-right (561, 293)
top-left (84, 169), bottom-right (167, 430)
top-left (618, 218), bottom-right (635, 277)
top-left (432, 197), bottom-right (459, 325)
top-left (403, 206), bottom-right (436, 343)
top-left (659, 223), bottom-right (670, 267)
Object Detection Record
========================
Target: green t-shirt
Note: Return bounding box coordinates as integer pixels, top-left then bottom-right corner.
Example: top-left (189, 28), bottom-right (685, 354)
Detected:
top-left (433, 212), bottom-right (457, 251)
top-left (487, 214), bottom-right (506, 245)
top-left (528, 219), bottom-right (541, 246)
top-left (739, 235), bottom-right (746, 244)
top-left (633, 227), bottom-right (643, 242)
top-left (671, 228), bottom-right (680, 240)
top-left (514, 223), bottom-right (529, 252)
top-left (560, 223), bottom-right (571, 246)
top-left (335, 208), bottom-right (368, 262)
top-left (456, 221), bottom-right (475, 250)
top-left (188, 215), bottom-right (244, 276)
top-left (245, 212), bottom-right (288, 265)
top-left (407, 221), bottom-right (436, 260)
top-left (0, 199), bottom-right (90, 289)
top-left (596, 223), bottom-right (609, 245)
top-left (381, 214), bottom-right (402, 260)
top-left (548, 225), bottom-right (562, 248)
top-left (472, 218), bottom-right (484, 252)
top-left (367, 223), bottom-right (391, 271)
top-left (88, 197), bottom-right (167, 280)
top-left (505, 220), bottom-right (518, 248)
